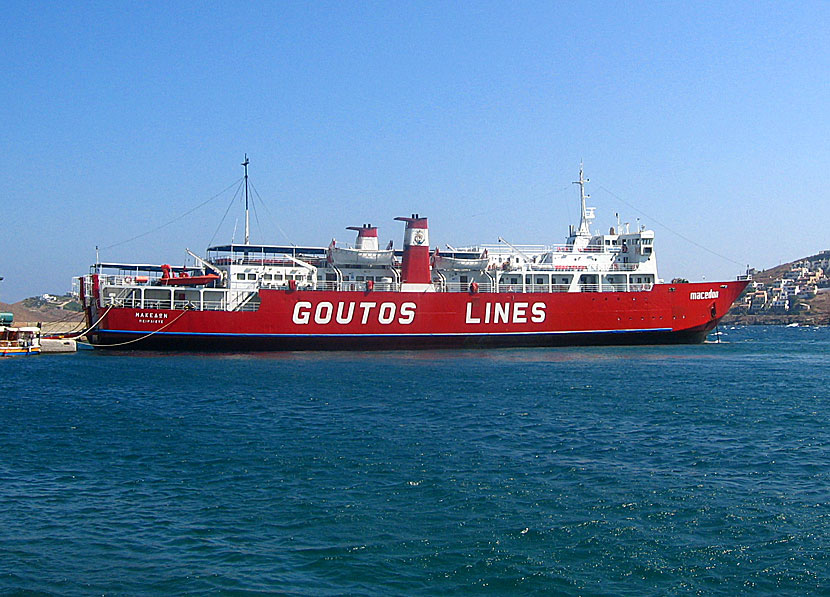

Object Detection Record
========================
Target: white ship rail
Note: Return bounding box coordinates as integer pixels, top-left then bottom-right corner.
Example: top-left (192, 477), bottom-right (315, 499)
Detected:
top-left (507, 262), bottom-right (642, 273)
top-left (480, 243), bottom-right (623, 255)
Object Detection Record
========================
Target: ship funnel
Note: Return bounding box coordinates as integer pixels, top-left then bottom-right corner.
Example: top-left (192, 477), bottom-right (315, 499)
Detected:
top-left (346, 224), bottom-right (379, 250)
top-left (394, 215), bottom-right (434, 292)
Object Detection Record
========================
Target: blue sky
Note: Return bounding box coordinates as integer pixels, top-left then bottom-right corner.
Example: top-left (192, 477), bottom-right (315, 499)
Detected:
top-left (1, 1), bottom-right (828, 301)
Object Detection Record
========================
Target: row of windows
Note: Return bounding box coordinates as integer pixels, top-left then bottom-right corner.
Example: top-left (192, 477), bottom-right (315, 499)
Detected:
top-left (500, 276), bottom-right (572, 285)
top-left (318, 275), bottom-right (388, 282)
top-left (496, 275), bottom-right (652, 285)
top-left (236, 273), bottom-right (313, 281)
top-left (605, 237), bottom-right (653, 245)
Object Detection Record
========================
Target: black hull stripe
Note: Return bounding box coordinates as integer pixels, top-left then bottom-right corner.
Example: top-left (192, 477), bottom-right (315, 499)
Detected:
top-left (90, 327), bottom-right (710, 350)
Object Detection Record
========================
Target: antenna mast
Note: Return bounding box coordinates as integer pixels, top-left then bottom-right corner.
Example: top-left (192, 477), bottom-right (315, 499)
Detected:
top-left (572, 162), bottom-right (593, 236)
top-left (242, 154), bottom-right (250, 245)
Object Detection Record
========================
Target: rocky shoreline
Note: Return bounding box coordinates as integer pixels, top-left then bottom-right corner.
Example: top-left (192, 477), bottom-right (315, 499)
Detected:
top-left (720, 313), bottom-right (829, 326)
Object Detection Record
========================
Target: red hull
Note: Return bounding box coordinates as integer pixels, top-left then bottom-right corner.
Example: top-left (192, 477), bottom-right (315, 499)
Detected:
top-left (85, 281), bottom-right (748, 351)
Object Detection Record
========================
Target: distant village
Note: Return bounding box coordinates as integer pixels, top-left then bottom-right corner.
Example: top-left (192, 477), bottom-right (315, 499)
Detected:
top-left (734, 250), bottom-right (830, 314)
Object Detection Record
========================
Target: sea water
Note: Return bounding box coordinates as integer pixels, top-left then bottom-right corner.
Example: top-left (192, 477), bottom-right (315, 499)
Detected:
top-left (1, 326), bottom-right (828, 595)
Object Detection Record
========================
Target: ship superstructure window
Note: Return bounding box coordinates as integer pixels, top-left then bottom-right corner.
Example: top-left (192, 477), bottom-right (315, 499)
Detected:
top-left (263, 274), bottom-right (272, 280)
top-left (247, 274), bottom-right (257, 280)
top-left (236, 273), bottom-right (245, 281)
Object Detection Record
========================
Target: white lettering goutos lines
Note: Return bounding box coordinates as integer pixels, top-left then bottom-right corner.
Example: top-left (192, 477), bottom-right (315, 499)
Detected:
top-left (291, 300), bottom-right (548, 326)
top-left (293, 301), bottom-right (417, 325)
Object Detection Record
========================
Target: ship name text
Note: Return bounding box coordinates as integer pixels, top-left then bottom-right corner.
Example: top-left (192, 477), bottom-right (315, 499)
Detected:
top-left (689, 290), bottom-right (719, 300)
top-left (135, 312), bottom-right (169, 324)
top-left (465, 301), bottom-right (546, 324)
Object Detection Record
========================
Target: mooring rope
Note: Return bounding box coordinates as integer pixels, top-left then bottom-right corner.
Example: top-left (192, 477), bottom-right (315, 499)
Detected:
top-left (76, 307), bottom-right (188, 348)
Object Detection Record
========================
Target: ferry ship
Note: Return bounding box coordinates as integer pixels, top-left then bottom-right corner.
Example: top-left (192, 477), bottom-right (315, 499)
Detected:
top-left (76, 161), bottom-right (748, 350)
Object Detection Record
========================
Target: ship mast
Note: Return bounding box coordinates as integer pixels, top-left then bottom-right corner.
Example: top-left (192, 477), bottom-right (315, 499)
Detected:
top-left (572, 162), bottom-right (593, 236)
top-left (242, 154), bottom-right (250, 245)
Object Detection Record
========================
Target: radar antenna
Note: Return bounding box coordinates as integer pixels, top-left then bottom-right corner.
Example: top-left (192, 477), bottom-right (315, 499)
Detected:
top-left (572, 162), bottom-right (595, 236)
top-left (242, 154), bottom-right (250, 245)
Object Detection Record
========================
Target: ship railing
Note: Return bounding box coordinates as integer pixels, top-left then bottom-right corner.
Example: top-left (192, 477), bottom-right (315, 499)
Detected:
top-left (600, 284), bottom-right (629, 292)
top-left (609, 263), bottom-right (642, 272)
top-left (500, 262), bottom-right (643, 274)
top-left (259, 282), bottom-right (315, 291)
top-left (201, 300), bottom-right (227, 311)
top-left (483, 243), bottom-right (618, 255)
top-left (480, 244), bottom-right (548, 255)
top-left (108, 297), bottom-right (142, 308)
top-left (213, 257), bottom-right (328, 267)
top-left (312, 281), bottom-right (399, 292)
top-left (98, 274), bottom-right (172, 287)
top-left (440, 281), bottom-right (495, 293)
top-left (496, 283), bottom-right (571, 293)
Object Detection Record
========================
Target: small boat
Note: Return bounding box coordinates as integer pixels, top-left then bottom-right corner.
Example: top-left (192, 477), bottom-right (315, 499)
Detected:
top-left (158, 264), bottom-right (221, 286)
top-left (0, 326), bottom-right (41, 357)
top-left (327, 225), bottom-right (395, 266)
top-left (431, 248), bottom-right (489, 271)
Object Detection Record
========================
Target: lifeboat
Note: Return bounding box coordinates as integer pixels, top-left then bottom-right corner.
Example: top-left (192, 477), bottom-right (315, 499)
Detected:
top-left (327, 224), bottom-right (395, 266)
top-left (159, 264), bottom-right (220, 286)
top-left (431, 248), bottom-right (489, 271)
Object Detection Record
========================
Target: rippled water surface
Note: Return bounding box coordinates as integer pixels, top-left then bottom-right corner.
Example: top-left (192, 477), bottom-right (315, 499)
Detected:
top-left (1, 326), bottom-right (829, 595)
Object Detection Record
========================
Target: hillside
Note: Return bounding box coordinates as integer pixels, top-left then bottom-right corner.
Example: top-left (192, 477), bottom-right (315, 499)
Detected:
top-left (722, 250), bottom-right (830, 325)
top-left (0, 295), bottom-right (85, 328)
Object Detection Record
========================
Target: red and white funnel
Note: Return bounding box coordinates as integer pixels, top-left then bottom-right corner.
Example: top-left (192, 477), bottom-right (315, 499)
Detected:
top-left (395, 214), bottom-right (434, 292)
top-left (346, 224), bottom-right (379, 250)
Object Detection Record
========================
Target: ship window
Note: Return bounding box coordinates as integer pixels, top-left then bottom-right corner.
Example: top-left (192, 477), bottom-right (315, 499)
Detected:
top-left (275, 274), bottom-right (284, 280)
top-left (325, 273), bottom-right (336, 281)
top-left (460, 275), bottom-right (468, 283)
top-left (356, 276), bottom-right (365, 281)
top-left (236, 273), bottom-right (245, 281)
top-left (263, 274), bottom-right (272, 280)
top-left (536, 277), bottom-right (544, 285)
top-left (247, 274), bottom-right (257, 280)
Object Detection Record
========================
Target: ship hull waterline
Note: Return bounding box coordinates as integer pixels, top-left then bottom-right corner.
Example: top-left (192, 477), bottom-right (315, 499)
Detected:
top-left (84, 281), bottom-right (747, 351)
